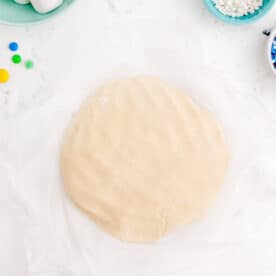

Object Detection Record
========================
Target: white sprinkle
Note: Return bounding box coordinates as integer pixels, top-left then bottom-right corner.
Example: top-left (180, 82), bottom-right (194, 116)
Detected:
top-left (212, 0), bottom-right (263, 17)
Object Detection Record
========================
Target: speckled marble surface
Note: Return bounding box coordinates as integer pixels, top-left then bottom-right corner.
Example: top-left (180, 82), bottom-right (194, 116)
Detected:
top-left (1, 1), bottom-right (276, 276)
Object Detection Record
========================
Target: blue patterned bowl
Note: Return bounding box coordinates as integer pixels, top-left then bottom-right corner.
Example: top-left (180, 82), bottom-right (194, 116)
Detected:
top-left (267, 28), bottom-right (276, 74)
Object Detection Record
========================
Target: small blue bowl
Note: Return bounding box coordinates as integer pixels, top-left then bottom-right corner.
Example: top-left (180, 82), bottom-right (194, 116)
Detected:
top-left (203, 0), bottom-right (276, 25)
top-left (0, 0), bottom-right (75, 26)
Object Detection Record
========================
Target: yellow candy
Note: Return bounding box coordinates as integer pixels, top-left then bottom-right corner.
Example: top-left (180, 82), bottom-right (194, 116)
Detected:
top-left (0, 68), bottom-right (9, 83)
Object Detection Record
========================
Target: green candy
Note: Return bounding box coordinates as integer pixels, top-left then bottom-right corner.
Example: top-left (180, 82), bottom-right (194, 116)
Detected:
top-left (25, 60), bottom-right (34, 70)
top-left (12, 54), bottom-right (22, 64)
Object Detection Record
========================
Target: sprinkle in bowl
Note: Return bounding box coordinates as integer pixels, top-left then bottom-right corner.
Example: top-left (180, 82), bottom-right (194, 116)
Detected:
top-left (203, 0), bottom-right (276, 25)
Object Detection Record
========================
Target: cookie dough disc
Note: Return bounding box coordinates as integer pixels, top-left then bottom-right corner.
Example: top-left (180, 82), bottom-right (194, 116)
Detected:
top-left (61, 77), bottom-right (229, 243)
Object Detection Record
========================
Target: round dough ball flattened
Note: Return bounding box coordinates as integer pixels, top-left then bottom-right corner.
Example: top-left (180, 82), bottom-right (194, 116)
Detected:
top-left (61, 77), bottom-right (229, 243)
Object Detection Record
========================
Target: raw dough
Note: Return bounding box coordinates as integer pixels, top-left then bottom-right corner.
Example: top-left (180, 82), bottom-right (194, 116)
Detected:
top-left (61, 77), bottom-right (229, 243)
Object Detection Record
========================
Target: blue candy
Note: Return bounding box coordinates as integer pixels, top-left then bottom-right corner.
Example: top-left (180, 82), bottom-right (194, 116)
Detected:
top-left (271, 37), bottom-right (276, 66)
top-left (270, 36), bottom-right (276, 69)
top-left (9, 42), bottom-right (19, 52)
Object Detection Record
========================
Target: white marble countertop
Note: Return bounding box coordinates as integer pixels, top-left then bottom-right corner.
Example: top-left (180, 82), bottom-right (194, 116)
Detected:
top-left (1, 1), bottom-right (276, 276)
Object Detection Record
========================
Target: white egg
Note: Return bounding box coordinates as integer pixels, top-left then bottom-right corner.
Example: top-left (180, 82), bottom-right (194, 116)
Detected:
top-left (14, 0), bottom-right (30, 4)
top-left (30, 0), bottom-right (63, 14)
